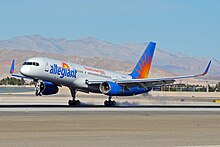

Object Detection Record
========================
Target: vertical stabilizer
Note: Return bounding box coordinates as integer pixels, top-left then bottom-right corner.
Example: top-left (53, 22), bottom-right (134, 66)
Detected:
top-left (130, 42), bottom-right (156, 79)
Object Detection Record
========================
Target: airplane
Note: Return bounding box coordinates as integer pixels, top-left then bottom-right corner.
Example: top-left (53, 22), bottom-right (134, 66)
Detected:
top-left (10, 42), bottom-right (212, 106)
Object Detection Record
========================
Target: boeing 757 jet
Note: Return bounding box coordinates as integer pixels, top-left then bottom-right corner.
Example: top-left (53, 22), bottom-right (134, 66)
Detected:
top-left (10, 42), bottom-right (212, 106)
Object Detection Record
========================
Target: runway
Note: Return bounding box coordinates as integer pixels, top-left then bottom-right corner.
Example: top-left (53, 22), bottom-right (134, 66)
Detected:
top-left (0, 91), bottom-right (220, 146)
top-left (0, 107), bottom-right (220, 147)
top-left (1, 105), bottom-right (220, 114)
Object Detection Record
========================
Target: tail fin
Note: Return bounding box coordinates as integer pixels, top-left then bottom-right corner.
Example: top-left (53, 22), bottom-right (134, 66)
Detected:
top-left (130, 42), bottom-right (156, 79)
top-left (10, 59), bottom-right (15, 74)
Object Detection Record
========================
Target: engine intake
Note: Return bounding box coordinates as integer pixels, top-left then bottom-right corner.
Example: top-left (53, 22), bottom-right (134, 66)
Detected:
top-left (99, 81), bottom-right (123, 96)
top-left (36, 81), bottom-right (59, 95)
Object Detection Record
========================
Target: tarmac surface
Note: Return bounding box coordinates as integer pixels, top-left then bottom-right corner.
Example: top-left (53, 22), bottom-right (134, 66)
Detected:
top-left (0, 90), bottom-right (220, 147)
top-left (0, 108), bottom-right (220, 147)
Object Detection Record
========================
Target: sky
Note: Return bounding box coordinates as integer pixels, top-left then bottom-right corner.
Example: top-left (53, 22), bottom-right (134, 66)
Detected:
top-left (0, 0), bottom-right (220, 60)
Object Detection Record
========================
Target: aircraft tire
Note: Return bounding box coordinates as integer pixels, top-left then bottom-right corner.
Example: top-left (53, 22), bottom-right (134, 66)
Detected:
top-left (35, 91), bottom-right (42, 96)
top-left (68, 100), bottom-right (80, 106)
top-left (104, 100), bottom-right (109, 106)
top-left (112, 100), bottom-right (116, 106)
top-left (104, 100), bottom-right (116, 107)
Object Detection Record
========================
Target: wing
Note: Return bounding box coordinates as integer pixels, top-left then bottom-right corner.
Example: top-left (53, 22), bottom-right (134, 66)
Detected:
top-left (87, 60), bottom-right (212, 88)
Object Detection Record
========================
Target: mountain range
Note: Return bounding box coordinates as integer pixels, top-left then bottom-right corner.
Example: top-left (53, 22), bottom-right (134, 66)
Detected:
top-left (0, 35), bottom-right (219, 80)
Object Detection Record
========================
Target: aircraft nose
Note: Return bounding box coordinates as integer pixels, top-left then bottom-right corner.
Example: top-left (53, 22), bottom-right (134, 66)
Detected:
top-left (20, 65), bottom-right (30, 76)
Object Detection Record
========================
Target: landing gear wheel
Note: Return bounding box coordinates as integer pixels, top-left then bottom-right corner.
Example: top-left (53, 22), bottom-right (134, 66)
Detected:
top-left (104, 100), bottom-right (116, 107)
top-left (35, 91), bottom-right (42, 96)
top-left (68, 88), bottom-right (81, 106)
top-left (112, 100), bottom-right (116, 106)
top-left (68, 100), bottom-right (80, 106)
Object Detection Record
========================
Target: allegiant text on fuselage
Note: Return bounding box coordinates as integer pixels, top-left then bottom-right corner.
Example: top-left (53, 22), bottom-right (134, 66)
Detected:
top-left (49, 64), bottom-right (77, 79)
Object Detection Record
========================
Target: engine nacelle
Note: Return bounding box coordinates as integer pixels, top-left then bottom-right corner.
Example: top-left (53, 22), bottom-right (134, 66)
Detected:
top-left (40, 81), bottom-right (59, 95)
top-left (99, 81), bottom-right (123, 96)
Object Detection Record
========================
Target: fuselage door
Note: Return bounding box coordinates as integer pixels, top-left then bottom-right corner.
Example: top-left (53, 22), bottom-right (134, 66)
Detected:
top-left (43, 59), bottom-right (49, 72)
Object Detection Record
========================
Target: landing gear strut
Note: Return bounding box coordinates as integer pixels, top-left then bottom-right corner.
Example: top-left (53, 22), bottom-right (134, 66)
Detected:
top-left (35, 81), bottom-right (44, 96)
top-left (68, 88), bottom-right (80, 106)
top-left (104, 96), bottom-right (116, 107)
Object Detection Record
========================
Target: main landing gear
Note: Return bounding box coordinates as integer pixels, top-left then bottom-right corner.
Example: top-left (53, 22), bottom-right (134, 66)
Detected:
top-left (104, 96), bottom-right (116, 107)
top-left (68, 89), bottom-right (81, 106)
top-left (68, 89), bottom-right (116, 107)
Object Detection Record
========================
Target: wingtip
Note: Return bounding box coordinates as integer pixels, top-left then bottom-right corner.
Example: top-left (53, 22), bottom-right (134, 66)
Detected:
top-left (203, 60), bottom-right (212, 75)
top-left (149, 41), bottom-right (156, 46)
top-left (10, 59), bottom-right (15, 74)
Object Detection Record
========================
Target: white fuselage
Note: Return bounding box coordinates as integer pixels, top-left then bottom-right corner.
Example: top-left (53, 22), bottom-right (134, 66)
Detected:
top-left (20, 57), bottom-right (132, 93)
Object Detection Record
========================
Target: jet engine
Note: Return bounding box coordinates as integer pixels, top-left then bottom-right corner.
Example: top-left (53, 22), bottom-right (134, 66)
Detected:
top-left (99, 81), bottom-right (123, 96)
top-left (35, 81), bottom-right (59, 96)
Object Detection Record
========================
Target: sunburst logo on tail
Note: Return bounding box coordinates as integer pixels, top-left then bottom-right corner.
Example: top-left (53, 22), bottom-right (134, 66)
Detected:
top-left (136, 54), bottom-right (152, 79)
top-left (129, 42), bottom-right (156, 79)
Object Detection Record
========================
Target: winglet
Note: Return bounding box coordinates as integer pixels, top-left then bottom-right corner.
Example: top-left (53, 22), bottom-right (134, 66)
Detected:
top-left (203, 60), bottom-right (212, 75)
top-left (9, 59), bottom-right (30, 79)
top-left (10, 59), bottom-right (15, 74)
top-left (196, 60), bottom-right (212, 77)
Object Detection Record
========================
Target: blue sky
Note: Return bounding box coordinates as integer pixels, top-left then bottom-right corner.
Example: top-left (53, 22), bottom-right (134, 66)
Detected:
top-left (0, 0), bottom-right (219, 60)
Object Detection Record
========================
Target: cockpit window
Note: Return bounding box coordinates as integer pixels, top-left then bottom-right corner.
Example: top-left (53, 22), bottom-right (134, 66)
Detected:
top-left (26, 62), bottom-right (32, 65)
top-left (23, 62), bottom-right (39, 66)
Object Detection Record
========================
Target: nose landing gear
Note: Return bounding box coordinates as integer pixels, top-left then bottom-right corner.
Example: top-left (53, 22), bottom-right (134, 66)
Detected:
top-left (35, 81), bottom-right (44, 96)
